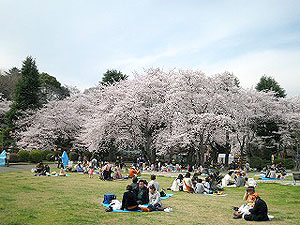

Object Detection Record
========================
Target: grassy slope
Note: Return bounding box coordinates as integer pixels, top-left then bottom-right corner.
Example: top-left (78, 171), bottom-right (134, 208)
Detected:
top-left (0, 170), bottom-right (299, 225)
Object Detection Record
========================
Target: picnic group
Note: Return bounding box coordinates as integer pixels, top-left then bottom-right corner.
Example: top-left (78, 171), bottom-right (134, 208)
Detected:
top-left (29, 154), bottom-right (287, 221)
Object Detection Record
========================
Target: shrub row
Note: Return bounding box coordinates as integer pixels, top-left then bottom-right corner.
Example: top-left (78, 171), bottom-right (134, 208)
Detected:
top-left (250, 156), bottom-right (295, 170)
top-left (9, 150), bottom-right (60, 163)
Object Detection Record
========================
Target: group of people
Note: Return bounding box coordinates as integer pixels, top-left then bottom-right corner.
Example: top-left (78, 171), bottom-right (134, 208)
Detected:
top-left (120, 175), bottom-right (170, 212)
top-left (261, 163), bottom-right (286, 179)
top-left (169, 172), bottom-right (223, 194)
top-left (33, 162), bottom-right (51, 176)
top-left (222, 170), bottom-right (257, 187)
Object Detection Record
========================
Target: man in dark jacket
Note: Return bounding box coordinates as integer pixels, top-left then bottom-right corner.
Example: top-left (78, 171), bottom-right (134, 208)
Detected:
top-left (129, 177), bottom-right (139, 195)
top-left (137, 180), bottom-right (149, 204)
top-left (244, 193), bottom-right (269, 221)
top-left (121, 185), bottom-right (140, 211)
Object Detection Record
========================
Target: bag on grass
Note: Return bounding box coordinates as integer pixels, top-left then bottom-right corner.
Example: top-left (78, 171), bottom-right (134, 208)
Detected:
top-left (103, 193), bottom-right (116, 204)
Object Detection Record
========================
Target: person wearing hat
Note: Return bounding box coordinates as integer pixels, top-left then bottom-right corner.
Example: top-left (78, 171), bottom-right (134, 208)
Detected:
top-left (233, 186), bottom-right (256, 219)
top-left (243, 193), bottom-right (269, 221)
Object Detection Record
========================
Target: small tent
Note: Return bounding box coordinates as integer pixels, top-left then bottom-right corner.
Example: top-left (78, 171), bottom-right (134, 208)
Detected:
top-left (0, 150), bottom-right (6, 167)
top-left (61, 151), bottom-right (69, 168)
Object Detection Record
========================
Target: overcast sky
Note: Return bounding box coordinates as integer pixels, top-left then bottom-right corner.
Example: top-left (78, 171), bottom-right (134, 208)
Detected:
top-left (1, 0), bottom-right (299, 96)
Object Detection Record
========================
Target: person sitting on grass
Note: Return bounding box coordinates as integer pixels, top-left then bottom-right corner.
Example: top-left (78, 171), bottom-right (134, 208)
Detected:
top-left (36, 162), bottom-right (44, 173)
top-left (114, 166), bottom-right (123, 180)
top-left (235, 172), bottom-right (246, 187)
top-left (169, 174), bottom-right (184, 191)
top-left (195, 179), bottom-right (207, 194)
top-left (147, 185), bottom-right (163, 211)
top-left (76, 163), bottom-right (84, 173)
top-left (183, 172), bottom-right (194, 193)
top-left (44, 164), bottom-right (50, 174)
top-left (222, 171), bottom-right (235, 187)
top-left (129, 166), bottom-right (138, 178)
top-left (59, 165), bottom-right (66, 176)
top-left (244, 193), bottom-right (269, 221)
top-left (102, 162), bottom-right (113, 180)
top-left (148, 174), bottom-right (159, 192)
top-left (137, 180), bottom-right (149, 204)
top-left (129, 176), bottom-right (139, 195)
top-left (233, 186), bottom-right (256, 219)
top-left (121, 185), bottom-right (140, 211)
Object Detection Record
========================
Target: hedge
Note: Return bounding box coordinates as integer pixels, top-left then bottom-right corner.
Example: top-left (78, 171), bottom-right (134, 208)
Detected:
top-left (18, 150), bottom-right (30, 162)
top-left (29, 150), bottom-right (43, 163)
top-left (10, 153), bottom-right (19, 163)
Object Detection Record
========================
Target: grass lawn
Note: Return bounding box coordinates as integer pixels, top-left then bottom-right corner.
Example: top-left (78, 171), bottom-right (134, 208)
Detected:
top-left (0, 169), bottom-right (299, 225)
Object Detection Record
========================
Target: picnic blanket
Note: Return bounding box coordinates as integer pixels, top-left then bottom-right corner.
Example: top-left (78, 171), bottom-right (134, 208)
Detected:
top-left (50, 174), bottom-right (71, 177)
top-left (161, 193), bottom-right (173, 199)
top-left (101, 193), bottom-right (174, 212)
top-left (260, 176), bottom-right (278, 180)
top-left (203, 193), bottom-right (228, 197)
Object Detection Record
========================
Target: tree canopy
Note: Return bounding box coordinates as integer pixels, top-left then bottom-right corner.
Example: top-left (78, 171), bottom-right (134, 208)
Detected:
top-left (100, 69), bottom-right (128, 86)
top-left (255, 75), bottom-right (286, 98)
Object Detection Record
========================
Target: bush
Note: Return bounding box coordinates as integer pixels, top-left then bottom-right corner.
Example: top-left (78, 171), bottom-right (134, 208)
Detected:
top-left (46, 153), bottom-right (54, 161)
top-left (10, 153), bottom-right (19, 163)
top-left (41, 150), bottom-right (52, 160)
top-left (18, 150), bottom-right (30, 162)
top-left (275, 158), bottom-right (295, 169)
top-left (250, 156), bottom-right (264, 170)
top-left (29, 150), bottom-right (43, 163)
top-left (69, 152), bottom-right (78, 161)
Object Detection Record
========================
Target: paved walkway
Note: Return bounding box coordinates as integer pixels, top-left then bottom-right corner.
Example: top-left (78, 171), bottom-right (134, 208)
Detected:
top-left (0, 163), bottom-right (57, 173)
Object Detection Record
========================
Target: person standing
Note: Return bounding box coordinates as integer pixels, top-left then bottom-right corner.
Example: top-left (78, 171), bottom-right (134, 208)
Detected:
top-left (6, 151), bottom-right (10, 167)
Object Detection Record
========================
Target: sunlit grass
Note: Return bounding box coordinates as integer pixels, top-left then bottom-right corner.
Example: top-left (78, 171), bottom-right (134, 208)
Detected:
top-left (0, 169), bottom-right (299, 225)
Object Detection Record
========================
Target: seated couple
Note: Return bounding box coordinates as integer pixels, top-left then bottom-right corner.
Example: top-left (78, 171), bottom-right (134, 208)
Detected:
top-left (121, 184), bottom-right (163, 212)
top-left (182, 172), bottom-right (210, 194)
top-left (233, 186), bottom-right (269, 221)
top-left (34, 162), bottom-right (50, 176)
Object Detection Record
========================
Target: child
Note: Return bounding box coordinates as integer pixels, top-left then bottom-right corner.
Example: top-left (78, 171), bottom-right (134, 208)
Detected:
top-left (89, 166), bottom-right (94, 178)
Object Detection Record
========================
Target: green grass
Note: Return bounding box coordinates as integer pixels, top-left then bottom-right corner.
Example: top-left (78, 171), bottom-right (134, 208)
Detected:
top-left (0, 170), bottom-right (299, 225)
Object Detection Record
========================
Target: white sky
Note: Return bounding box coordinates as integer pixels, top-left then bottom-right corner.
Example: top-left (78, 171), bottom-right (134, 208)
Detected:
top-left (0, 0), bottom-right (299, 96)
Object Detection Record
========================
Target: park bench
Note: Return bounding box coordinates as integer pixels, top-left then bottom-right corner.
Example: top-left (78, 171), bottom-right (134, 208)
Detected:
top-left (292, 172), bottom-right (300, 185)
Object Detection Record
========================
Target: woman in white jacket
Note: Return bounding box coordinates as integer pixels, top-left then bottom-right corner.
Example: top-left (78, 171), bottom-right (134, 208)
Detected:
top-left (171, 174), bottom-right (184, 191)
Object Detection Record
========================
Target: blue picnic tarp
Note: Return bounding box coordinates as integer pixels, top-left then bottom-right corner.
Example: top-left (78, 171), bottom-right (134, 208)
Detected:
top-left (61, 151), bottom-right (69, 168)
top-left (0, 150), bottom-right (6, 167)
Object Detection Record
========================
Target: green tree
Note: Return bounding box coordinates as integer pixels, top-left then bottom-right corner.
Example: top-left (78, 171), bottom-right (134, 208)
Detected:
top-left (39, 72), bottom-right (70, 104)
top-left (14, 56), bottom-right (41, 110)
top-left (6, 57), bottom-right (41, 124)
top-left (255, 75), bottom-right (286, 98)
top-left (0, 67), bottom-right (22, 100)
top-left (100, 69), bottom-right (128, 86)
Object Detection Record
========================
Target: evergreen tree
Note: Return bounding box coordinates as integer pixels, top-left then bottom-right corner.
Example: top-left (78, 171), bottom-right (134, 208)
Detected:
top-left (14, 56), bottom-right (41, 110)
top-left (255, 75), bottom-right (286, 98)
top-left (100, 69), bottom-right (128, 86)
